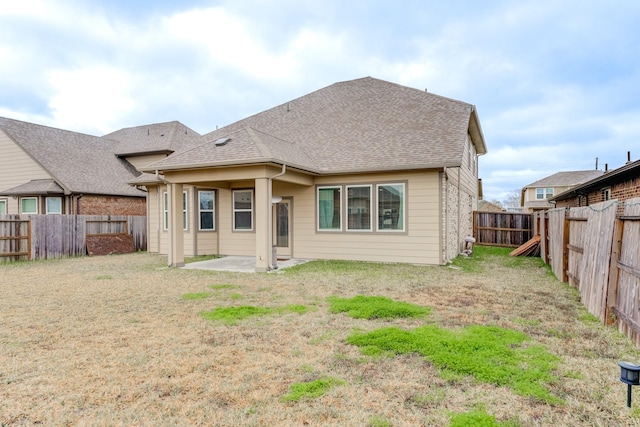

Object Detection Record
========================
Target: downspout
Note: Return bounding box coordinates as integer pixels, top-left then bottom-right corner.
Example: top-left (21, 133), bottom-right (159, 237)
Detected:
top-left (268, 164), bottom-right (287, 269)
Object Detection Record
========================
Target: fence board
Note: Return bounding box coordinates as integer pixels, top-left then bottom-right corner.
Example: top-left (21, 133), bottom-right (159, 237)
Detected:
top-left (615, 198), bottom-right (640, 346)
top-left (546, 208), bottom-right (565, 280)
top-left (566, 208), bottom-right (588, 288)
top-left (0, 214), bottom-right (146, 263)
top-left (473, 211), bottom-right (533, 247)
top-left (575, 201), bottom-right (618, 322)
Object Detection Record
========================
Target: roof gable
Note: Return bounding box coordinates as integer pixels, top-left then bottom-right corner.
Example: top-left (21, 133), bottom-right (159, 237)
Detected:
top-left (152, 77), bottom-right (484, 174)
top-left (105, 121), bottom-right (202, 156)
top-left (0, 117), bottom-right (145, 197)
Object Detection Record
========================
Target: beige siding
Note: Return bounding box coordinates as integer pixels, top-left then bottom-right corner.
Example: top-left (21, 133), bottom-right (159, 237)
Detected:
top-left (0, 130), bottom-right (51, 213)
top-left (217, 187), bottom-right (256, 256)
top-left (289, 171), bottom-right (442, 264)
top-left (147, 170), bottom-right (453, 265)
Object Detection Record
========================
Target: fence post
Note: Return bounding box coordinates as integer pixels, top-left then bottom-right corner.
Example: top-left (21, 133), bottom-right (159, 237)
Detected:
top-left (27, 220), bottom-right (32, 261)
top-left (605, 218), bottom-right (624, 325)
top-left (562, 213), bottom-right (569, 283)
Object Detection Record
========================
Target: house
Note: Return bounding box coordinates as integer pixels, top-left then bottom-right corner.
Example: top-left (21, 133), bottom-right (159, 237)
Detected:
top-left (478, 199), bottom-right (506, 212)
top-left (0, 117), bottom-right (201, 216)
top-left (520, 170), bottom-right (604, 212)
top-left (138, 77), bottom-right (488, 271)
top-left (551, 156), bottom-right (640, 214)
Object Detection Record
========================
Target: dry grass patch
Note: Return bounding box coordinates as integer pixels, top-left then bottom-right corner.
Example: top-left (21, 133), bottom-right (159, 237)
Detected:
top-left (1, 249), bottom-right (640, 426)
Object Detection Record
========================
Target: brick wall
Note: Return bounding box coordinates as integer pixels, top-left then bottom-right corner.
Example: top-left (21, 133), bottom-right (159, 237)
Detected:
top-left (78, 195), bottom-right (146, 216)
top-left (555, 175), bottom-right (640, 214)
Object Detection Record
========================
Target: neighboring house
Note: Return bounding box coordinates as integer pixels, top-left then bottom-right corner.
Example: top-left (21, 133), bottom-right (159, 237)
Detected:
top-left (551, 158), bottom-right (640, 214)
top-left (478, 200), bottom-right (506, 212)
top-left (137, 77), bottom-right (488, 271)
top-left (520, 170), bottom-right (604, 212)
top-left (0, 118), bottom-right (201, 216)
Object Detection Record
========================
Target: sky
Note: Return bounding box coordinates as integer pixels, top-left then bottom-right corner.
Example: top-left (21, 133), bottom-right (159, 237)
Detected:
top-left (2, 0), bottom-right (639, 202)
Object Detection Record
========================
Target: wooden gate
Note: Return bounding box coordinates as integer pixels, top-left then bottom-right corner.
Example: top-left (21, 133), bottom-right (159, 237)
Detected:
top-left (473, 211), bottom-right (533, 247)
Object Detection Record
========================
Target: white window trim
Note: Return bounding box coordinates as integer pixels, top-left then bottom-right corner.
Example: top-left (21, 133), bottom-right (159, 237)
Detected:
top-left (20, 197), bottom-right (38, 214)
top-left (0, 198), bottom-right (7, 215)
top-left (233, 189), bottom-right (254, 231)
top-left (163, 191), bottom-right (188, 231)
top-left (376, 183), bottom-right (406, 233)
top-left (46, 196), bottom-right (62, 215)
top-left (317, 186), bottom-right (342, 232)
top-left (198, 190), bottom-right (216, 231)
top-left (346, 184), bottom-right (373, 232)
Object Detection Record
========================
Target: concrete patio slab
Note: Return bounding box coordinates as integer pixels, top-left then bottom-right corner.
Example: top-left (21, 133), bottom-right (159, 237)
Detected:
top-left (181, 256), bottom-right (310, 273)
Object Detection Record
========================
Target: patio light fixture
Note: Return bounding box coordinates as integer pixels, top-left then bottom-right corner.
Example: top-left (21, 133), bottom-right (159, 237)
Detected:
top-left (618, 361), bottom-right (640, 407)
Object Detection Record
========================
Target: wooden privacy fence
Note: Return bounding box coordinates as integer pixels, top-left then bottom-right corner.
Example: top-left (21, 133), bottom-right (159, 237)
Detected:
top-left (473, 211), bottom-right (533, 247)
top-left (536, 198), bottom-right (640, 347)
top-left (0, 219), bottom-right (31, 261)
top-left (0, 214), bottom-right (146, 263)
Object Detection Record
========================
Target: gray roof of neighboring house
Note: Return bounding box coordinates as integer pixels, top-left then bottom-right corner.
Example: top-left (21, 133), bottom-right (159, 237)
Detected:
top-left (0, 117), bottom-right (145, 197)
top-left (523, 170), bottom-right (604, 189)
top-left (146, 77), bottom-right (487, 174)
top-left (0, 179), bottom-right (65, 195)
top-left (552, 159), bottom-right (640, 201)
top-left (105, 121), bottom-right (202, 157)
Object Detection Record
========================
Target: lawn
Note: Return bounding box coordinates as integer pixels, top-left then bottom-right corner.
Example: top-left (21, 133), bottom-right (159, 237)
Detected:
top-left (1, 247), bottom-right (639, 426)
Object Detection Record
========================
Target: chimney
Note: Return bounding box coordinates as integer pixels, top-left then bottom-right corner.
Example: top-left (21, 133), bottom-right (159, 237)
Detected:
top-left (627, 151), bottom-right (632, 164)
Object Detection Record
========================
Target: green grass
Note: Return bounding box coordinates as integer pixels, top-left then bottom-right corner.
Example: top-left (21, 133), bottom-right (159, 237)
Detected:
top-left (280, 376), bottom-right (346, 402)
top-left (182, 292), bottom-right (211, 300)
top-left (347, 324), bottom-right (561, 404)
top-left (450, 245), bottom-right (545, 273)
top-left (286, 259), bottom-right (392, 274)
top-left (449, 408), bottom-right (518, 427)
top-left (209, 284), bottom-right (238, 290)
top-left (95, 274), bottom-right (112, 280)
top-left (201, 304), bottom-right (308, 325)
top-left (368, 415), bottom-right (392, 427)
top-left (327, 295), bottom-right (431, 320)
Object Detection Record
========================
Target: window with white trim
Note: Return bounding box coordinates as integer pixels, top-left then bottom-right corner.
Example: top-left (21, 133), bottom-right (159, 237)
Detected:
top-left (163, 191), bottom-right (188, 230)
top-left (346, 185), bottom-right (372, 231)
top-left (536, 188), bottom-right (553, 200)
top-left (317, 186), bottom-right (341, 231)
top-left (198, 190), bottom-right (215, 230)
top-left (0, 199), bottom-right (6, 214)
top-left (46, 197), bottom-right (62, 214)
top-left (21, 197), bottom-right (38, 214)
top-left (233, 190), bottom-right (253, 231)
top-left (603, 187), bottom-right (611, 201)
top-left (377, 183), bottom-right (405, 231)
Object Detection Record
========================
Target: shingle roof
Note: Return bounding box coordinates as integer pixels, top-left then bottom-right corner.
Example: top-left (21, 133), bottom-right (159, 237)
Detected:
top-left (146, 77), bottom-right (486, 174)
top-left (523, 170), bottom-right (604, 188)
top-left (147, 127), bottom-right (319, 172)
top-left (105, 121), bottom-right (202, 156)
top-left (552, 160), bottom-right (640, 201)
top-left (0, 117), bottom-right (145, 197)
top-left (0, 179), bottom-right (64, 196)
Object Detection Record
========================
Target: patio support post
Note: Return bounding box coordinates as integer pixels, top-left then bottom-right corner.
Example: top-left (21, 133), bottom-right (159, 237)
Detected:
top-left (167, 182), bottom-right (185, 267)
top-left (254, 177), bottom-right (272, 272)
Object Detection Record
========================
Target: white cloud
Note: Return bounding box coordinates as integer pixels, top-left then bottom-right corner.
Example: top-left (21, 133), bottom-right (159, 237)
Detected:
top-left (47, 67), bottom-right (137, 134)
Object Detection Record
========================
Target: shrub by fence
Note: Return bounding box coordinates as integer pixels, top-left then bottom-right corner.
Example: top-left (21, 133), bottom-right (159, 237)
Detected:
top-left (536, 199), bottom-right (640, 347)
top-left (0, 214), bottom-right (146, 263)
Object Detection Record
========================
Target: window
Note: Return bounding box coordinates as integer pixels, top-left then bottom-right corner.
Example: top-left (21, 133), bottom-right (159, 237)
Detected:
top-left (233, 190), bottom-right (253, 231)
top-left (198, 190), bottom-right (215, 230)
top-left (377, 183), bottom-right (405, 231)
top-left (21, 197), bottom-right (38, 214)
top-left (0, 199), bottom-right (6, 214)
top-left (46, 197), bottom-right (62, 214)
top-left (536, 188), bottom-right (553, 200)
top-left (318, 187), bottom-right (341, 231)
top-left (603, 188), bottom-right (611, 201)
top-left (163, 191), bottom-right (188, 230)
top-left (346, 185), bottom-right (372, 231)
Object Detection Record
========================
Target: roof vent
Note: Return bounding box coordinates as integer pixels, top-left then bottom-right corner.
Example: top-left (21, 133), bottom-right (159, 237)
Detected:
top-left (214, 137), bottom-right (231, 147)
